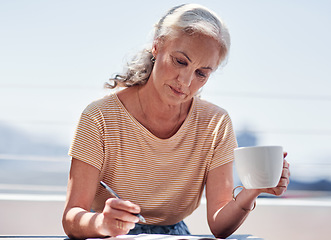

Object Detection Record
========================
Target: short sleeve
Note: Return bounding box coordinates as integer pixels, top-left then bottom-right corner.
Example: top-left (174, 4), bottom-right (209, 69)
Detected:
top-left (209, 113), bottom-right (238, 171)
top-left (68, 104), bottom-right (105, 171)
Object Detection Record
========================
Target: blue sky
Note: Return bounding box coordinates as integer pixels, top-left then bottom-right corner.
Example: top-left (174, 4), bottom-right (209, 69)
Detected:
top-left (1, 0), bottom-right (330, 181)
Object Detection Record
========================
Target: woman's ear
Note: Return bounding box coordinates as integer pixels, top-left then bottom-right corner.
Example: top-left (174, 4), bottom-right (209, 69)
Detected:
top-left (151, 40), bottom-right (159, 58)
top-left (152, 37), bottom-right (165, 58)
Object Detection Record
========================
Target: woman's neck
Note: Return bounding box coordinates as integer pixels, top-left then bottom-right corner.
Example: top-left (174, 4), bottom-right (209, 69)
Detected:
top-left (137, 84), bottom-right (183, 122)
top-left (117, 85), bottom-right (192, 139)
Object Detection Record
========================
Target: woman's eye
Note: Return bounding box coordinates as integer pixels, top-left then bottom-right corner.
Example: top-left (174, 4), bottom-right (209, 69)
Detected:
top-left (196, 70), bottom-right (206, 78)
top-left (172, 56), bottom-right (187, 66)
top-left (176, 59), bottom-right (187, 65)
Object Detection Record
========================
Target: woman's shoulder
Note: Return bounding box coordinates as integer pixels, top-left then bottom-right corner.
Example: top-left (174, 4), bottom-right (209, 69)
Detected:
top-left (195, 97), bottom-right (229, 117)
top-left (82, 93), bottom-right (118, 115)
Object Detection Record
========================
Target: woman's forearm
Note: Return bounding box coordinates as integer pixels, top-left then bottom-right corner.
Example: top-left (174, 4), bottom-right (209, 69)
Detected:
top-left (208, 189), bottom-right (260, 238)
top-left (62, 207), bottom-right (107, 239)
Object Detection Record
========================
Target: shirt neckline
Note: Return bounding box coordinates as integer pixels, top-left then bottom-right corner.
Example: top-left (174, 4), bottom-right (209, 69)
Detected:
top-left (112, 92), bottom-right (196, 141)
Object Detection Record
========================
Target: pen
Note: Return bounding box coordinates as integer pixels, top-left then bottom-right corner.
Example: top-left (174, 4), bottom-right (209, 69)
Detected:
top-left (100, 181), bottom-right (146, 223)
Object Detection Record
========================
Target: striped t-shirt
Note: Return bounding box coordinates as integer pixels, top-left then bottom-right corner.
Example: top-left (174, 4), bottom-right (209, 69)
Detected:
top-left (69, 93), bottom-right (237, 225)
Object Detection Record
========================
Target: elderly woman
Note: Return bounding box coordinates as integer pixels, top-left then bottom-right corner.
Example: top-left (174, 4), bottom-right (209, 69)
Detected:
top-left (62, 3), bottom-right (290, 239)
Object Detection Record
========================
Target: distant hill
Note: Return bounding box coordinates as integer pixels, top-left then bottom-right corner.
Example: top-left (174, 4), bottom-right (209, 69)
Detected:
top-left (0, 122), bottom-right (68, 156)
top-left (288, 179), bottom-right (331, 191)
top-left (0, 122), bottom-right (70, 187)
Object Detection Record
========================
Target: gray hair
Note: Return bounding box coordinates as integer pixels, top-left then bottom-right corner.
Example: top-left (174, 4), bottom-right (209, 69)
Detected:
top-left (106, 3), bottom-right (230, 89)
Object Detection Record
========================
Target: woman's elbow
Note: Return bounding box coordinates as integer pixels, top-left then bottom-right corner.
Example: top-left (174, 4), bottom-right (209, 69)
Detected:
top-left (62, 209), bottom-right (75, 239)
top-left (209, 224), bottom-right (233, 240)
top-left (207, 215), bottom-right (234, 239)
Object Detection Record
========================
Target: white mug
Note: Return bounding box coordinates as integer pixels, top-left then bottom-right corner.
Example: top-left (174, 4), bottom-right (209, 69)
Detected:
top-left (234, 146), bottom-right (283, 189)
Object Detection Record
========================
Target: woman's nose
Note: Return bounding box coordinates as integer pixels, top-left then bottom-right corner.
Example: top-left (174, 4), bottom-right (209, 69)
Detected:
top-left (177, 70), bottom-right (194, 87)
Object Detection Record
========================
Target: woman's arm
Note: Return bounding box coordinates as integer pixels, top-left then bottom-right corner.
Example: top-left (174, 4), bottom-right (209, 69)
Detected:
top-left (206, 156), bottom-right (290, 238)
top-left (206, 161), bottom-right (258, 239)
top-left (62, 158), bottom-right (140, 239)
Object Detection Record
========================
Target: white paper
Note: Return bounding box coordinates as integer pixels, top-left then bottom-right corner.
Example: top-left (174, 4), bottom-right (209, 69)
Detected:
top-left (87, 234), bottom-right (229, 240)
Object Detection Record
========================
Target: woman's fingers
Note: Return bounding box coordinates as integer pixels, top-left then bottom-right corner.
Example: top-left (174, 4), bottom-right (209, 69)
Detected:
top-left (101, 198), bottom-right (140, 236)
top-left (283, 152), bottom-right (288, 158)
top-left (107, 198), bottom-right (141, 217)
top-left (261, 158), bottom-right (291, 196)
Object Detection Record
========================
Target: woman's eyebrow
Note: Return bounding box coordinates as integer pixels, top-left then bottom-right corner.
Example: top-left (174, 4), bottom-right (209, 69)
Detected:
top-left (202, 66), bottom-right (213, 70)
top-left (176, 51), bottom-right (214, 71)
top-left (176, 51), bottom-right (192, 62)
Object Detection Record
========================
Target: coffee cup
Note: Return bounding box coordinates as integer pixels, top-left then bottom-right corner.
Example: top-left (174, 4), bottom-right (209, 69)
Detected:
top-left (234, 146), bottom-right (283, 189)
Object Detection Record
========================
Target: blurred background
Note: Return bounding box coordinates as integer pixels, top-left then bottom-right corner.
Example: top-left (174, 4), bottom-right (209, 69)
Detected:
top-left (0, 1), bottom-right (330, 239)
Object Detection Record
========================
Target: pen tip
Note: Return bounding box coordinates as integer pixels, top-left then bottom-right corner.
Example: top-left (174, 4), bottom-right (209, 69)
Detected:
top-left (139, 215), bottom-right (146, 223)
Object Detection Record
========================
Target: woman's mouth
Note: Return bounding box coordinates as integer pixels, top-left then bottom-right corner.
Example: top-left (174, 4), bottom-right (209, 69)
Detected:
top-left (169, 85), bottom-right (185, 96)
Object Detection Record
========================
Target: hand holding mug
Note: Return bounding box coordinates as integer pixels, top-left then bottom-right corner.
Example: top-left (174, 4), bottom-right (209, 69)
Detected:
top-left (234, 146), bottom-right (290, 196)
top-left (261, 152), bottom-right (290, 196)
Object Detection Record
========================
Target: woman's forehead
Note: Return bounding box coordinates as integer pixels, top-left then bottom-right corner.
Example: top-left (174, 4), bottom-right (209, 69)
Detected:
top-left (160, 33), bottom-right (221, 68)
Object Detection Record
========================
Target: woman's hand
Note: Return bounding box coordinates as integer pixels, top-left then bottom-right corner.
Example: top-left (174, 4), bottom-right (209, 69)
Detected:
top-left (260, 152), bottom-right (290, 196)
top-left (98, 198), bottom-right (141, 237)
top-left (63, 159), bottom-right (141, 239)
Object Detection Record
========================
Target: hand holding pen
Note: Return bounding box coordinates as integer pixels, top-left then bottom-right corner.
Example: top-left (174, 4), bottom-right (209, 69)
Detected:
top-left (100, 181), bottom-right (146, 223)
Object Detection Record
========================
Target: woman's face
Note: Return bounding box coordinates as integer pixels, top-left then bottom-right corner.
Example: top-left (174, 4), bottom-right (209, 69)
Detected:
top-left (150, 33), bottom-right (221, 105)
